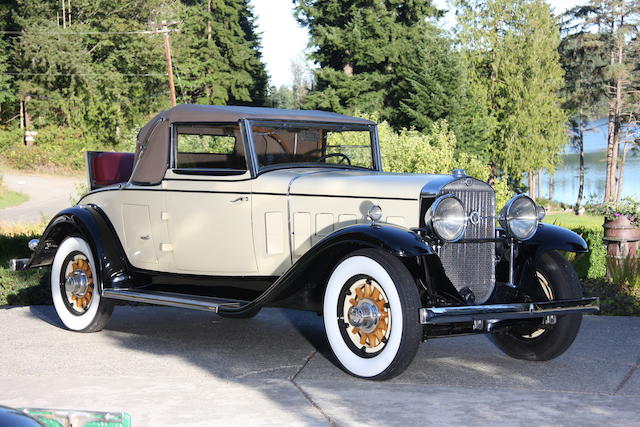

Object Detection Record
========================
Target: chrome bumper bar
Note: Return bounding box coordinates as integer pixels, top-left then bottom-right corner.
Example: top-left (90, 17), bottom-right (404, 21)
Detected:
top-left (420, 297), bottom-right (599, 325)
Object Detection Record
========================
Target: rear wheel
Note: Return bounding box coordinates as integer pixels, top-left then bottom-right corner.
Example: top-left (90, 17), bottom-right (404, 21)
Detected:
top-left (489, 250), bottom-right (583, 361)
top-left (51, 237), bottom-right (114, 332)
top-left (323, 248), bottom-right (421, 380)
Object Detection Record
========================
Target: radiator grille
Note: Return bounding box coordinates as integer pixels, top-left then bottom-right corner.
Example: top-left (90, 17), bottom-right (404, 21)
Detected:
top-left (437, 178), bottom-right (496, 304)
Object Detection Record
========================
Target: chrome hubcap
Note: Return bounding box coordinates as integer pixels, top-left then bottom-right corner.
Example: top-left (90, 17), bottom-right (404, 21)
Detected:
top-left (348, 300), bottom-right (381, 333)
top-left (66, 269), bottom-right (89, 297)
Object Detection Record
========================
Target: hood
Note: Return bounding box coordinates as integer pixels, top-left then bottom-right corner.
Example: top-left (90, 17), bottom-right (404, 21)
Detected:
top-left (256, 168), bottom-right (456, 200)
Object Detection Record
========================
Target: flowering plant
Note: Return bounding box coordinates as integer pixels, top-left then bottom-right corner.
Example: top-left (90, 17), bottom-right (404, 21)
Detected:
top-left (586, 196), bottom-right (640, 226)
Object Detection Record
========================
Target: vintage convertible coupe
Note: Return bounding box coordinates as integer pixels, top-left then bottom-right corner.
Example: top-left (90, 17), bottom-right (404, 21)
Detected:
top-left (14, 105), bottom-right (599, 379)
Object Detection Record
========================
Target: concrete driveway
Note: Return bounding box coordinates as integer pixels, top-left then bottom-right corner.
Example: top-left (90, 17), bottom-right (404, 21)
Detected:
top-left (0, 172), bottom-right (83, 223)
top-left (0, 306), bottom-right (638, 426)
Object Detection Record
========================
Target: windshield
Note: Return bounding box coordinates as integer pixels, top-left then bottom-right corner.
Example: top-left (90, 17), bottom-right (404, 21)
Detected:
top-left (249, 121), bottom-right (375, 171)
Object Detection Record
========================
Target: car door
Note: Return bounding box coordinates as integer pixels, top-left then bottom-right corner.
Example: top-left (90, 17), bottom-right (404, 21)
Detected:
top-left (162, 123), bottom-right (258, 275)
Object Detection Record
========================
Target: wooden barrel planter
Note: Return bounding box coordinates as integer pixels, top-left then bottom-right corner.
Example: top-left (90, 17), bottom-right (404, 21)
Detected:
top-left (603, 215), bottom-right (640, 281)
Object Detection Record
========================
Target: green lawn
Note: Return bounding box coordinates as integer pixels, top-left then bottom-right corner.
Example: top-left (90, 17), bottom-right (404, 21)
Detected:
top-left (0, 187), bottom-right (28, 209)
top-left (543, 213), bottom-right (603, 228)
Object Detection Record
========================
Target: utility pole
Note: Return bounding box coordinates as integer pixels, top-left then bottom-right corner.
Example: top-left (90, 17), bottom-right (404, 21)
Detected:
top-left (162, 21), bottom-right (177, 107)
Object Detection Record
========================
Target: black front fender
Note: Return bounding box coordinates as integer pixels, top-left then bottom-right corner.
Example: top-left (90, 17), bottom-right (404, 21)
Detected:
top-left (28, 205), bottom-right (132, 290)
top-left (520, 223), bottom-right (589, 258)
top-left (218, 223), bottom-right (432, 315)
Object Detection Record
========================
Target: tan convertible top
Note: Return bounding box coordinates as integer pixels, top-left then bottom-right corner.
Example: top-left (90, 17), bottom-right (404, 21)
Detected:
top-left (131, 104), bottom-right (375, 185)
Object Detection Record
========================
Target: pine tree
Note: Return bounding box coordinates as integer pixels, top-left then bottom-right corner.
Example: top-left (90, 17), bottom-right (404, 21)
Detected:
top-left (456, 0), bottom-right (567, 187)
top-left (558, 28), bottom-right (607, 212)
top-left (397, 26), bottom-right (465, 132)
top-left (563, 1), bottom-right (640, 202)
top-left (295, 0), bottom-right (456, 129)
top-left (175, 0), bottom-right (268, 106)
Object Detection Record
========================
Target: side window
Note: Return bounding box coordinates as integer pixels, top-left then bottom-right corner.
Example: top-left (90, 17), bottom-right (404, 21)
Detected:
top-left (175, 124), bottom-right (246, 171)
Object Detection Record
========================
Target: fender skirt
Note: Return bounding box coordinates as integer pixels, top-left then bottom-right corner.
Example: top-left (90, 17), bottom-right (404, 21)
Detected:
top-left (218, 223), bottom-right (433, 315)
top-left (27, 205), bottom-right (132, 290)
top-left (519, 223), bottom-right (589, 258)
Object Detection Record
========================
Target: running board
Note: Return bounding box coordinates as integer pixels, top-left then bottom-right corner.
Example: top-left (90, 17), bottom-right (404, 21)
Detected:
top-left (420, 297), bottom-right (599, 324)
top-left (102, 289), bottom-right (244, 313)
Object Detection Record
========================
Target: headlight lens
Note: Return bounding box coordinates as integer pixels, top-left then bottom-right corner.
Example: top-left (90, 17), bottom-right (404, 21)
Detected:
top-left (425, 195), bottom-right (467, 242)
top-left (500, 195), bottom-right (539, 240)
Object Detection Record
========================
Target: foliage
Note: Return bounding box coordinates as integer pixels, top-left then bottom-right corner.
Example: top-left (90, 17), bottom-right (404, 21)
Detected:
top-left (174, 0), bottom-right (268, 106)
top-left (374, 119), bottom-right (511, 207)
top-left (0, 230), bottom-right (49, 306)
top-left (585, 196), bottom-right (640, 226)
top-left (583, 278), bottom-right (640, 316)
top-left (456, 0), bottom-right (567, 181)
top-left (294, 0), bottom-right (465, 131)
top-left (569, 226), bottom-right (607, 280)
top-left (561, 1), bottom-right (640, 202)
top-left (0, 0), bottom-right (268, 152)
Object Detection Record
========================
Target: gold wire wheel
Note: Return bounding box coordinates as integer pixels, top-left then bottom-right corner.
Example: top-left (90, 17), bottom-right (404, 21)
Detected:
top-left (65, 255), bottom-right (94, 312)
top-left (343, 278), bottom-right (391, 353)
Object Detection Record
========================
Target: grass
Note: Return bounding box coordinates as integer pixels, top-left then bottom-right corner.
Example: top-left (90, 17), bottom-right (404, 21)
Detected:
top-left (0, 186), bottom-right (28, 209)
top-left (543, 213), bottom-right (603, 228)
top-left (0, 222), bottom-right (50, 306)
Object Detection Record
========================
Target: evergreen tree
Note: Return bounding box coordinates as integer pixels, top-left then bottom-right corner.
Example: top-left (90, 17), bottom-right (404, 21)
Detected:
top-left (295, 0), bottom-right (458, 130)
top-left (397, 26), bottom-right (464, 132)
top-left (563, 1), bottom-right (640, 202)
top-left (175, 0), bottom-right (268, 106)
top-left (456, 0), bottom-right (567, 187)
top-left (558, 28), bottom-right (607, 212)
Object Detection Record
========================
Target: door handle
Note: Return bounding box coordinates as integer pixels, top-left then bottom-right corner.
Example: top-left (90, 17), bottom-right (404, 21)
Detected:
top-left (230, 196), bottom-right (249, 202)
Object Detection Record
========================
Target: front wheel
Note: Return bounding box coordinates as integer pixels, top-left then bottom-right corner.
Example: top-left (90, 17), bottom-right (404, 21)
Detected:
top-left (489, 250), bottom-right (583, 361)
top-left (323, 249), bottom-right (422, 380)
top-left (51, 237), bottom-right (114, 332)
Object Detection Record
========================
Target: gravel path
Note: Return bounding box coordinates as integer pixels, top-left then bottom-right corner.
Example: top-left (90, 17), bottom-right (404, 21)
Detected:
top-left (0, 172), bottom-right (84, 223)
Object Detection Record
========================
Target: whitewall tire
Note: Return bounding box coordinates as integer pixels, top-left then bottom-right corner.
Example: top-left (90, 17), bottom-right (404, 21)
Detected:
top-left (323, 248), bottom-right (422, 380)
top-left (51, 237), bottom-right (114, 332)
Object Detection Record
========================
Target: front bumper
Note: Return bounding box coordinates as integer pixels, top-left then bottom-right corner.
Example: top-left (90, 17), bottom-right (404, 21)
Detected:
top-left (420, 297), bottom-right (599, 325)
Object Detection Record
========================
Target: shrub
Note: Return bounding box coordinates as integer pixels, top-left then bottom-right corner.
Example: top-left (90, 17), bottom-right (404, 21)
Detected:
top-left (586, 196), bottom-right (640, 226)
top-left (569, 226), bottom-right (607, 280)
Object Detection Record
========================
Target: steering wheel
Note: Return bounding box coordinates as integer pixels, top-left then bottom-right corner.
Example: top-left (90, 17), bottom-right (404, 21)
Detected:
top-left (317, 152), bottom-right (352, 165)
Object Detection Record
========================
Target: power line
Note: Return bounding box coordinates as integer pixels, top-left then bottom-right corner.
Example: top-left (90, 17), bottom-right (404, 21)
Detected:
top-left (1, 72), bottom-right (167, 76)
top-left (0, 29), bottom-right (179, 36)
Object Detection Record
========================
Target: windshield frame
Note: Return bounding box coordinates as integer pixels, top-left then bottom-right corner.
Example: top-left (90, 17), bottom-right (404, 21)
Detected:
top-left (243, 119), bottom-right (382, 176)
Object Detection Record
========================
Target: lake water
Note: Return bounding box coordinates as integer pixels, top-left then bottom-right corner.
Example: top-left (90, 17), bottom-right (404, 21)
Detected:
top-left (537, 118), bottom-right (640, 205)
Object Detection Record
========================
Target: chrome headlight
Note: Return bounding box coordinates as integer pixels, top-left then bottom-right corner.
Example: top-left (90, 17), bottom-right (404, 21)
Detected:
top-left (425, 194), bottom-right (467, 242)
top-left (499, 195), bottom-right (539, 240)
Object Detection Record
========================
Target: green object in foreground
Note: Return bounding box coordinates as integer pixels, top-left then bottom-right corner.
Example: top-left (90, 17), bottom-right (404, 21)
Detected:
top-left (20, 408), bottom-right (131, 427)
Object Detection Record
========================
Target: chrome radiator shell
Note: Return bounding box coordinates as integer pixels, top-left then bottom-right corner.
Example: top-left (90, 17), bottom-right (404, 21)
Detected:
top-left (436, 178), bottom-right (496, 304)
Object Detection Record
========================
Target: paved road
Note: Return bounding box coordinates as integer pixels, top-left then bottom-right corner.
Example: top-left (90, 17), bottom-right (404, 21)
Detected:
top-left (0, 172), bottom-right (83, 223)
top-left (0, 306), bottom-right (638, 426)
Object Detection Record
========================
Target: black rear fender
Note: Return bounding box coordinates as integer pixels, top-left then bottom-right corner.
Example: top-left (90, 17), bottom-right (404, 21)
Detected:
top-left (28, 205), bottom-right (132, 291)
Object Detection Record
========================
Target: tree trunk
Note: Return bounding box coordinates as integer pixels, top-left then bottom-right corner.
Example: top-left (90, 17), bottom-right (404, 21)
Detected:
top-left (617, 143), bottom-right (630, 201)
top-left (537, 168), bottom-right (542, 199)
top-left (528, 169), bottom-right (536, 201)
top-left (549, 173), bottom-right (554, 201)
top-left (575, 119), bottom-right (585, 215)
top-left (605, 4), bottom-right (625, 202)
top-left (205, 0), bottom-right (212, 100)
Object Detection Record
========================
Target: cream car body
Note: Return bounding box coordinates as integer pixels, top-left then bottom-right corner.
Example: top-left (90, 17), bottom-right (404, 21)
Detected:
top-left (20, 105), bottom-right (599, 380)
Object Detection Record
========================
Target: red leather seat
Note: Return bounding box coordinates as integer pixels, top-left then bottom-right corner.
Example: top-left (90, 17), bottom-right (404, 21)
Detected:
top-left (92, 152), bottom-right (135, 187)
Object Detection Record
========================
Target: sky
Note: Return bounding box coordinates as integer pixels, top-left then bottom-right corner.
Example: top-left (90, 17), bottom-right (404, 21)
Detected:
top-left (250, 0), bottom-right (584, 88)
